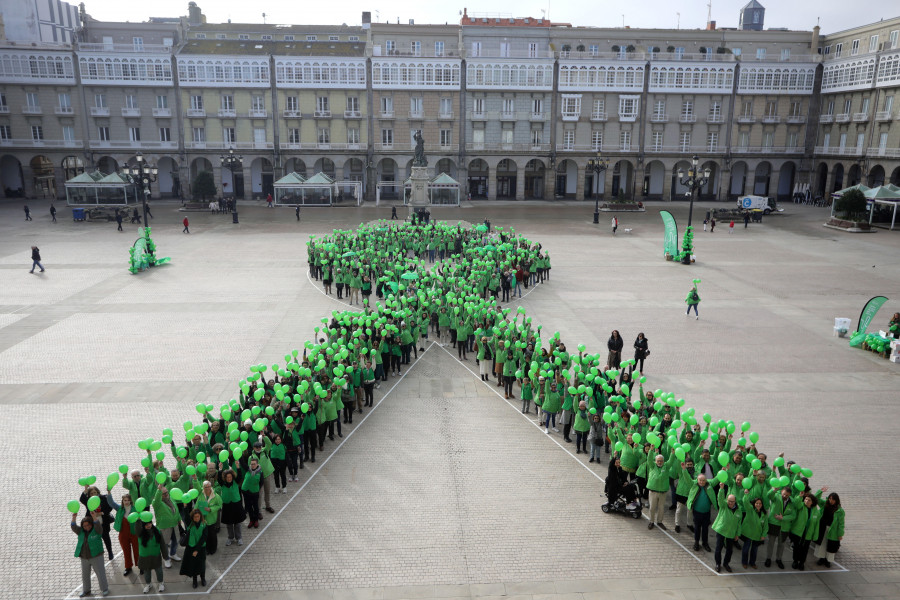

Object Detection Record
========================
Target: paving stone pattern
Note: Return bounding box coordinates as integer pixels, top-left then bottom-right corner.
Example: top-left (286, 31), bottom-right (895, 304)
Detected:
top-left (1, 200), bottom-right (899, 600)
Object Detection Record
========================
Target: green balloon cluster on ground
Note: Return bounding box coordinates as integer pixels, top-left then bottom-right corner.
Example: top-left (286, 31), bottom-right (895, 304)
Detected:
top-left (128, 226), bottom-right (170, 274)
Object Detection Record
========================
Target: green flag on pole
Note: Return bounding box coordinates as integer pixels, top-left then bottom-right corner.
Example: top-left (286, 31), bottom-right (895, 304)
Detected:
top-left (660, 210), bottom-right (679, 258)
top-left (857, 296), bottom-right (888, 335)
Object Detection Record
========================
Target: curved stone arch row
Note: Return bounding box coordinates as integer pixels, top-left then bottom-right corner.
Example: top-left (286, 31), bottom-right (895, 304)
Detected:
top-left (812, 160), bottom-right (900, 197)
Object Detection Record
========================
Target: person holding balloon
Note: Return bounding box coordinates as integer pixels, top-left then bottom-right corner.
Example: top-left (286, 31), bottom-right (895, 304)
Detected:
top-left (687, 474), bottom-right (716, 552)
top-left (790, 492), bottom-right (821, 570)
top-left (814, 488), bottom-right (844, 569)
top-left (79, 484), bottom-right (114, 560)
top-left (763, 483), bottom-right (795, 569)
top-left (711, 483), bottom-right (742, 572)
top-left (70, 503), bottom-right (110, 597)
top-left (739, 493), bottom-right (768, 569)
top-left (105, 486), bottom-right (139, 575)
top-left (217, 467), bottom-right (245, 546)
top-left (179, 508), bottom-right (208, 588)
top-left (136, 515), bottom-right (169, 593)
top-left (197, 480), bottom-right (221, 556)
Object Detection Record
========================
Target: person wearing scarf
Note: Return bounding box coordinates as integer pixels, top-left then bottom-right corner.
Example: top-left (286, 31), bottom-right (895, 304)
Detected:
top-left (179, 509), bottom-right (208, 588)
top-left (814, 488), bottom-right (844, 569)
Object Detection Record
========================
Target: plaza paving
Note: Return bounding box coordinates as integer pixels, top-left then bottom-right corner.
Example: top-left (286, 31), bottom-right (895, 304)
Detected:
top-left (1, 198), bottom-right (899, 600)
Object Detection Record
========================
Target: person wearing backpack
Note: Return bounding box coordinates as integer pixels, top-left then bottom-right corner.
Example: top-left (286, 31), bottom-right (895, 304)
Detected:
top-left (685, 286), bottom-right (700, 319)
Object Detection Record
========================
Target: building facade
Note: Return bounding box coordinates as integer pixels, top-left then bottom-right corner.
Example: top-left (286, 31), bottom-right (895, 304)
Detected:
top-left (1, 4), bottom-right (898, 203)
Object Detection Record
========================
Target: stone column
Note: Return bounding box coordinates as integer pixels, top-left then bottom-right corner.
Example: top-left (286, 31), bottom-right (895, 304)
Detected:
top-left (544, 167), bottom-right (556, 200)
top-left (575, 163), bottom-right (585, 201)
top-left (515, 167), bottom-right (525, 200)
top-left (487, 167), bottom-right (497, 201)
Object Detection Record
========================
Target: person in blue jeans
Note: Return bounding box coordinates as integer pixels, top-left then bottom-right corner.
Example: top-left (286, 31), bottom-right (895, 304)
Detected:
top-left (30, 246), bottom-right (45, 273)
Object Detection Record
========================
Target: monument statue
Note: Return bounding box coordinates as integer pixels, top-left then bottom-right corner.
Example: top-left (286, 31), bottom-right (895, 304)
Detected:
top-left (413, 130), bottom-right (427, 167)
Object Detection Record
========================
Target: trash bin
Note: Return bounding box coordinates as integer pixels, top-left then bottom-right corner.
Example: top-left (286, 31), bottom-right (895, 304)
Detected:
top-left (834, 317), bottom-right (851, 337)
top-left (72, 208), bottom-right (85, 221)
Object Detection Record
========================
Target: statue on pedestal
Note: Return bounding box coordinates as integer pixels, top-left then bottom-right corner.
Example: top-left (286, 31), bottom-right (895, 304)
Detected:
top-left (413, 130), bottom-right (427, 167)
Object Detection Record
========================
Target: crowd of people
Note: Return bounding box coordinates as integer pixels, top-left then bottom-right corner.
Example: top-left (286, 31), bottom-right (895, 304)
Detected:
top-left (68, 220), bottom-right (844, 597)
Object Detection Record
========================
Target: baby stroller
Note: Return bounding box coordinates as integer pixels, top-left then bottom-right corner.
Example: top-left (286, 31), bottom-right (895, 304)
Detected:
top-left (601, 463), bottom-right (643, 519)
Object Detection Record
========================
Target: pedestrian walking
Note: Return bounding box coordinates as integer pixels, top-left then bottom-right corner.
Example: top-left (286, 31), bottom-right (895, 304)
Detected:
top-left (744, 212), bottom-right (750, 228)
top-left (295, 205), bottom-right (300, 221)
top-left (116, 211), bottom-right (123, 231)
top-left (183, 217), bottom-right (190, 233)
top-left (632, 332), bottom-right (649, 373)
top-left (703, 218), bottom-right (708, 231)
top-left (685, 285), bottom-right (700, 319)
top-left (50, 203), bottom-right (57, 222)
top-left (607, 330), bottom-right (623, 367)
top-left (145, 201), bottom-right (153, 219)
top-left (71, 511), bottom-right (110, 598)
top-left (729, 220), bottom-right (735, 234)
top-left (29, 245), bottom-right (45, 273)
top-left (131, 207), bottom-right (141, 224)
top-left (390, 206), bottom-right (398, 220)
top-left (611, 215), bottom-right (618, 235)
top-left (24, 204), bottom-right (32, 220)
top-left (266, 193), bottom-right (273, 208)
top-left (710, 217), bottom-right (716, 232)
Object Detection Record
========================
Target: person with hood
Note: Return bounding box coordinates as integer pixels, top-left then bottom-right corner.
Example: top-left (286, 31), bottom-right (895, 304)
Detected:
top-left (71, 510), bottom-right (110, 598)
top-left (814, 488), bottom-right (844, 569)
top-left (137, 517), bottom-right (169, 593)
top-left (179, 509), bottom-right (208, 588)
top-left (29, 245), bottom-right (45, 273)
top-left (712, 483), bottom-right (743, 572)
top-left (739, 492), bottom-right (768, 569)
top-left (685, 286), bottom-right (700, 319)
top-left (764, 486), bottom-right (796, 569)
top-left (687, 474), bottom-right (716, 552)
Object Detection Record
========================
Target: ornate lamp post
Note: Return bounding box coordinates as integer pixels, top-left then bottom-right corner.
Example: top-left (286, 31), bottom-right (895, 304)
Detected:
top-left (127, 152), bottom-right (157, 227)
top-left (220, 148), bottom-right (243, 224)
top-left (587, 152), bottom-right (609, 224)
top-left (677, 154), bottom-right (711, 265)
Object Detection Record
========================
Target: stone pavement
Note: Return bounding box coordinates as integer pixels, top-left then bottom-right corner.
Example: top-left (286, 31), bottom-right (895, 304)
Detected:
top-left (0, 199), bottom-right (899, 600)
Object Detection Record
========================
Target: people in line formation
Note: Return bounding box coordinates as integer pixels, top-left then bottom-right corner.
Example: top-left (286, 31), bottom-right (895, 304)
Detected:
top-left (68, 221), bottom-right (842, 597)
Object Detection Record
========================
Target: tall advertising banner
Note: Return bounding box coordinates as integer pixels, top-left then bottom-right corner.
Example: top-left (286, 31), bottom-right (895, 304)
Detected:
top-left (660, 211), bottom-right (679, 258)
top-left (857, 296), bottom-right (888, 335)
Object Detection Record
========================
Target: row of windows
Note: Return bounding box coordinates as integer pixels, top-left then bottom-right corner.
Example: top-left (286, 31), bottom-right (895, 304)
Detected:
top-left (821, 58), bottom-right (877, 90)
top-left (0, 54), bottom-right (74, 80)
top-left (176, 60), bottom-right (270, 85)
top-left (467, 64), bottom-right (554, 88)
top-left (274, 62), bottom-right (366, 86)
top-left (79, 58), bottom-right (172, 82)
top-left (877, 54), bottom-right (900, 86)
top-left (737, 68), bottom-right (816, 92)
top-left (558, 65), bottom-right (644, 89)
top-left (649, 67), bottom-right (734, 91)
top-left (371, 63), bottom-right (460, 87)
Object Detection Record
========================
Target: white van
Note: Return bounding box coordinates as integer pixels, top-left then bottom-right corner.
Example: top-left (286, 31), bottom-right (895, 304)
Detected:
top-left (737, 195), bottom-right (778, 214)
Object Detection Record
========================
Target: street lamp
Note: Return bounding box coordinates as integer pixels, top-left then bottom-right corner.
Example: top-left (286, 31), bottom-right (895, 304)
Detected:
top-left (587, 152), bottom-right (609, 224)
top-left (127, 152), bottom-right (157, 227)
top-left (220, 148), bottom-right (243, 224)
top-left (677, 154), bottom-right (711, 265)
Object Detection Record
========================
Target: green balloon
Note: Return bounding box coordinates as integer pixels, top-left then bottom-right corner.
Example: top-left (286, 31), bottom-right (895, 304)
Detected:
top-left (716, 470), bottom-right (728, 483)
top-left (233, 447), bottom-right (243, 460)
top-left (107, 473), bottom-right (120, 489)
top-left (632, 432), bottom-right (642, 445)
top-left (749, 432), bottom-right (760, 444)
top-left (793, 480), bottom-right (806, 492)
top-left (155, 472), bottom-right (167, 485)
top-left (118, 464), bottom-right (129, 474)
top-left (717, 451), bottom-right (729, 467)
top-left (741, 421), bottom-right (751, 432)
top-left (134, 497), bottom-right (147, 512)
top-left (127, 512), bottom-right (140, 524)
top-left (170, 488), bottom-right (184, 502)
top-left (742, 478), bottom-right (753, 489)
top-left (140, 511), bottom-right (153, 523)
top-left (67, 500), bottom-right (81, 513)
top-left (675, 447), bottom-right (685, 462)
top-left (219, 450), bottom-right (229, 463)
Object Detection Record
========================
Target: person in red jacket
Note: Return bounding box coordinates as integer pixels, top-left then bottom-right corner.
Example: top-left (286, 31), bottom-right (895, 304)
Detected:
top-left (183, 217), bottom-right (190, 234)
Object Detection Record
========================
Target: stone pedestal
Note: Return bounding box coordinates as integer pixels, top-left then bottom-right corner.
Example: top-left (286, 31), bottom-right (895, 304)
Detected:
top-left (408, 165), bottom-right (429, 217)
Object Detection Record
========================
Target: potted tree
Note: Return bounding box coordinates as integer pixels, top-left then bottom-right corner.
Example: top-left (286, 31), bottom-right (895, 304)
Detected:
top-left (827, 188), bottom-right (871, 231)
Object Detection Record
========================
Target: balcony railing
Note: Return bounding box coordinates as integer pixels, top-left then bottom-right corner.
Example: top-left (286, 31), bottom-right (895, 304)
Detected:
top-left (122, 107), bottom-right (141, 117)
top-left (590, 112), bottom-right (608, 122)
top-left (470, 111), bottom-right (487, 120)
top-left (78, 42), bottom-right (172, 53)
top-left (852, 112), bottom-right (869, 122)
top-left (813, 145), bottom-right (863, 156)
top-left (55, 106), bottom-right (74, 115)
top-left (185, 141), bottom-right (273, 150)
top-left (737, 115), bottom-right (756, 123)
top-left (819, 114), bottom-right (834, 123)
top-left (90, 140), bottom-right (178, 150)
top-left (706, 115), bottom-right (724, 123)
top-left (409, 110), bottom-right (424, 119)
top-left (380, 111), bottom-right (394, 119)
top-left (22, 105), bottom-right (42, 115)
top-left (217, 109), bottom-right (236, 118)
top-left (679, 114), bottom-right (696, 123)
top-left (279, 142), bottom-right (364, 150)
top-left (868, 147), bottom-right (900, 158)
top-left (438, 111), bottom-right (454, 119)
top-left (249, 109), bottom-right (268, 118)
top-left (90, 106), bottom-right (110, 117)
top-left (561, 112), bottom-right (580, 121)
top-left (152, 107), bottom-right (171, 117)
top-left (618, 113), bottom-right (637, 122)
top-left (731, 146), bottom-right (804, 154)
top-left (786, 115), bottom-right (806, 123)
top-left (650, 114), bottom-right (669, 123)
top-left (834, 113), bottom-right (851, 123)
top-left (0, 138), bottom-right (83, 148)
top-left (467, 142), bottom-right (550, 152)
top-left (283, 110), bottom-right (301, 119)
top-left (874, 111), bottom-right (893, 121)
top-left (0, 106), bottom-right (8, 114)
top-left (530, 112), bottom-right (545, 121)
top-left (186, 108), bottom-right (206, 118)
top-left (645, 145), bottom-right (720, 154)
top-left (375, 143), bottom-right (394, 151)
top-left (344, 110), bottom-right (362, 118)
top-left (312, 110), bottom-right (330, 119)
top-left (761, 115), bottom-right (780, 123)
top-left (500, 111), bottom-right (516, 120)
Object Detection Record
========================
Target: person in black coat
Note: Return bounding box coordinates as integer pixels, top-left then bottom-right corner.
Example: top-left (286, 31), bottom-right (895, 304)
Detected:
top-left (607, 330), bottom-right (623, 368)
top-left (632, 333), bottom-right (649, 374)
top-left (80, 485), bottom-right (115, 559)
top-left (179, 509), bottom-right (208, 588)
top-left (30, 245), bottom-right (44, 273)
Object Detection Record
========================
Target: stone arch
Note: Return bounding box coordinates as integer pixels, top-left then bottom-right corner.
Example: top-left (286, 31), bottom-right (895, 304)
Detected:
top-left (285, 158), bottom-right (307, 177)
top-left (434, 158), bottom-right (457, 180)
top-left (496, 158), bottom-right (517, 199)
top-left (524, 159), bottom-right (546, 199)
top-left (643, 160), bottom-right (665, 199)
top-left (467, 159), bottom-right (489, 199)
top-left (890, 166), bottom-right (900, 186)
top-left (753, 161), bottom-right (772, 196)
top-left (97, 156), bottom-right (119, 175)
top-left (314, 157), bottom-right (336, 178)
top-left (867, 164), bottom-right (885, 187)
top-left (62, 155), bottom-right (85, 181)
top-left (377, 158), bottom-right (399, 200)
top-left (700, 161), bottom-right (720, 200)
top-left (0, 155), bottom-right (24, 198)
top-left (157, 157), bottom-right (179, 197)
top-left (251, 157), bottom-right (274, 197)
top-left (814, 162), bottom-right (829, 197)
top-left (611, 160), bottom-right (633, 199)
top-left (848, 163), bottom-right (862, 187)
top-left (729, 161), bottom-right (748, 198)
top-left (555, 159), bottom-right (577, 198)
top-left (777, 161), bottom-right (796, 201)
top-left (30, 155), bottom-right (57, 198)
top-left (671, 160), bottom-right (692, 200)
top-left (831, 163), bottom-right (845, 192)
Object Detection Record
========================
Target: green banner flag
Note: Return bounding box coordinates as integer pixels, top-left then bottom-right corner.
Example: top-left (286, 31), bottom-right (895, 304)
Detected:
top-left (660, 210), bottom-right (679, 257)
top-left (857, 296), bottom-right (888, 334)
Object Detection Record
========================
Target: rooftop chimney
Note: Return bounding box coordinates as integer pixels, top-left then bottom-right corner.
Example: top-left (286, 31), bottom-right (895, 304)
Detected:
top-left (362, 11), bottom-right (371, 29)
top-left (706, 20), bottom-right (716, 30)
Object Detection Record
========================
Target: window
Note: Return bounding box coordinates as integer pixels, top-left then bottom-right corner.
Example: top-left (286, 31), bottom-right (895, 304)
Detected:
top-left (473, 129), bottom-right (484, 147)
top-left (679, 132), bottom-right (691, 152)
top-left (473, 98), bottom-right (485, 115)
top-left (133, 37), bottom-right (143, 50)
top-left (753, 12), bottom-right (759, 23)
top-left (532, 98), bottom-right (543, 115)
top-left (618, 95), bottom-right (639, 120)
top-left (500, 42), bottom-right (511, 57)
top-left (192, 127), bottom-right (205, 142)
top-left (58, 92), bottom-right (71, 108)
top-left (838, 132), bottom-right (847, 149)
top-left (589, 44), bottom-right (599, 56)
top-left (307, 35), bottom-right (317, 42)
top-left (346, 97), bottom-right (359, 113)
top-left (0, 125), bottom-right (10, 141)
top-left (348, 128), bottom-right (360, 145)
top-left (31, 125), bottom-right (44, 141)
top-left (349, 36), bottom-right (359, 42)
top-left (98, 126), bottom-right (110, 141)
top-left (190, 95), bottom-right (203, 110)
top-left (869, 35), bottom-right (879, 53)
top-left (681, 99), bottom-right (694, 118)
top-left (835, 43), bottom-right (843, 58)
top-left (765, 100), bottom-right (777, 116)
top-left (470, 42), bottom-right (482, 57)
top-left (411, 41), bottom-right (421, 56)
top-left (381, 96), bottom-right (393, 115)
top-left (129, 127), bottom-right (141, 142)
top-left (0, 93), bottom-right (6, 109)
top-left (410, 97), bottom-right (424, 116)
top-left (826, 100), bottom-right (835, 115)
top-left (563, 130), bottom-right (575, 150)
top-left (125, 94), bottom-right (138, 109)
top-left (286, 96), bottom-right (299, 112)
top-left (385, 40), bottom-right (395, 54)
top-left (762, 131), bottom-right (774, 147)
top-left (223, 127), bottom-right (235, 143)
top-left (620, 130), bottom-right (631, 151)
top-left (195, 34), bottom-right (206, 39)
top-left (440, 129), bottom-right (452, 147)
top-left (732, 47), bottom-right (742, 57)
top-left (440, 97), bottom-right (452, 116)
top-left (650, 131), bottom-right (662, 151)
top-left (741, 99), bottom-right (753, 117)
top-left (316, 96), bottom-right (329, 113)
top-left (289, 128), bottom-right (301, 144)
top-left (239, 34), bottom-right (250, 40)
top-left (654, 99), bottom-right (666, 118)
top-left (591, 130), bottom-right (603, 151)
top-left (284, 35), bottom-right (294, 41)
top-left (856, 132), bottom-right (865, 149)
top-left (861, 97), bottom-right (870, 114)
top-left (787, 131), bottom-right (799, 147)
top-left (329, 36), bottom-right (339, 42)
top-left (891, 31), bottom-right (899, 50)
top-left (434, 41), bottom-right (444, 56)
top-left (851, 39), bottom-right (860, 55)
top-left (738, 131), bottom-right (749, 148)
top-left (502, 98), bottom-right (514, 114)
top-left (756, 48), bottom-right (766, 60)
top-left (822, 132), bottom-right (831, 148)
top-left (880, 131), bottom-right (889, 150)
top-left (781, 48), bottom-right (791, 61)
top-left (823, 45), bottom-right (831, 56)
top-left (527, 42), bottom-right (539, 58)
top-left (261, 35), bottom-right (272, 41)
top-left (709, 101), bottom-right (722, 121)
top-left (252, 96), bottom-right (265, 111)
top-left (216, 34), bottom-right (226, 40)
top-left (254, 128), bottom-right (267, 145)
top-left (885, 95), bottom-right (894, 113)
top-left (25, 92), bottom-right (39, 108)
top-left (843, 98), bottom-right (852, 114)
top-left (789, 100), bottom-right (802, 117)
top-left (381, 128), bottom-right (393, 147)
top-left (156, 95), bottom-right (168, 109)
top-left (62, 125), bottom-right (75, 141)
top-left (562, 96), bottom-right (581, 118)
top-left (159, 127), bottom-right (171, 142)
top-left (531, 129), bottom-right (543, 147)
top-left (707, 131), bottom-right (718, 151)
